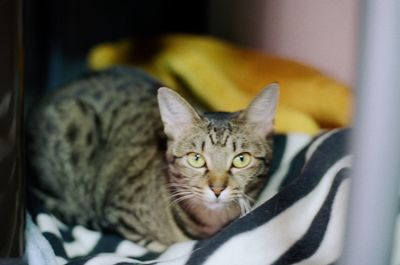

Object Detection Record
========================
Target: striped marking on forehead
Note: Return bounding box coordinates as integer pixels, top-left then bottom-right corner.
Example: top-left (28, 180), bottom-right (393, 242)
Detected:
top-left (203, 111), bottom-right (240, 148)
top-left (206, 122), bottom-right (233, 147)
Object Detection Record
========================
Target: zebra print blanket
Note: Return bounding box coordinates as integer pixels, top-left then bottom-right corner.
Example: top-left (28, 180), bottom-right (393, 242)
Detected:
top-left (26, 128), bottom-right (353, 265)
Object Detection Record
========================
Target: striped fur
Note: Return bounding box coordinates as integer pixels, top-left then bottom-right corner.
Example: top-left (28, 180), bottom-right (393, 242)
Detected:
top-left (26, 129), bottom-right (363, 265)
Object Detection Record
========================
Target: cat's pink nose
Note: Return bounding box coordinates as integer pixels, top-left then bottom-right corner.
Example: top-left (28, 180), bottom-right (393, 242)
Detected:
top-left (210, 185), bottom-right (226, 197)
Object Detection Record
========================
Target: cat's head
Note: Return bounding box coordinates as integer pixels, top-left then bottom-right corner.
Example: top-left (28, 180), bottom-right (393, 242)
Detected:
top-left (157, 85), bottom-right (279, 216)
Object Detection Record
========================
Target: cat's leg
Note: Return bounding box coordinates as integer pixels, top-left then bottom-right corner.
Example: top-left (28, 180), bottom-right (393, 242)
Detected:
top-left (140, 240), bottom-right (168, 253)
top-left (101, 204), bottom-right (168, 252)
top-left (116, 224), bottom-right (168, 252)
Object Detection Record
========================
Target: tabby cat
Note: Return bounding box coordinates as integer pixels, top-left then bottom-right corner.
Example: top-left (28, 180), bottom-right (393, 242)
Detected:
top-left (28, 67), bottom-right (279, 251)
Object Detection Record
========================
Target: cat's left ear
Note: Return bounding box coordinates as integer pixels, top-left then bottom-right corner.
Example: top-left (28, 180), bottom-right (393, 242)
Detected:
top-left (244, 83), bottom-right (279, 137)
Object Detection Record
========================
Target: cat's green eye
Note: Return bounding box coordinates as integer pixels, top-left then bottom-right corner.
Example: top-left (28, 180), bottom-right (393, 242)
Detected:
top-left (232, 153), bottom-right (252, 168)
top-left (187, 152), bottom-right (206, 168)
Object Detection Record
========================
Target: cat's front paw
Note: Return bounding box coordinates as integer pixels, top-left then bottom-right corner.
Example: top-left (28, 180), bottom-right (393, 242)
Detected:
top-left (145, 240), bottom-right (167, 253)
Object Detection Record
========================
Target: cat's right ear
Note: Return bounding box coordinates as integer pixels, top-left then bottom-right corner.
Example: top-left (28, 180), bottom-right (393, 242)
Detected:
top-left (244, 83), bottom-right (279, 137)
top-left (157, 87), bottom-right (201, 139)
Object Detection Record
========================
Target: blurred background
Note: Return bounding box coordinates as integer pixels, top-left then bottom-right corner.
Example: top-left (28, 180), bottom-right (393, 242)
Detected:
top-left (24, 0), bottom-right (358, 96)
top-left (208, 0), bottom-right (358, 87)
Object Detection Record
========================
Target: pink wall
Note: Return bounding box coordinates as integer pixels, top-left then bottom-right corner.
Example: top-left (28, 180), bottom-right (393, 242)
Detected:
top-left (208, 0), bottom-right (359, 87)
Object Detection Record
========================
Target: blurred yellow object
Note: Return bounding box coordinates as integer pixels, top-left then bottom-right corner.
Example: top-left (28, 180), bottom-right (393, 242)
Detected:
top-left (88, 35), bottom-right (352, 135)
top-left (88, 41), bottom-right (132, 70)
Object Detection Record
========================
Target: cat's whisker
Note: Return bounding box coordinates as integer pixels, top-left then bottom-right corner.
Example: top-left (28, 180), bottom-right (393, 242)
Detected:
top-left (234, 197), bottom-right (251, 217)
top-left (167, 186), bottom-right (207, 208)
top-left (166, 182), bottom-right (191, 187)
top-left (167, 186), bottom-right (195, 195)
top-left (240, 199), bottom-right (251, 217)
top-left (168, 186), bottom-right (192, 194)
top-left (172, 195), bottom-right (202, 213)
top-left (166, 184), bottom-right (192, 191)
top-left (169, 192), bottom-right (193, 203)
top-left (173, 195), bottom-right (193, 204)
top-left (169, 189), bottom-right (192, 195)
top-left (231, 189), bottom-right (255, 204)
top-left (181, 197), bottom-right (202, 213)
top-left (242, 193), bottom-right (255, 203)
top-left (161, 188), bottom-right (194, 208)
top-left (168, 193), bottom-right (195, 208)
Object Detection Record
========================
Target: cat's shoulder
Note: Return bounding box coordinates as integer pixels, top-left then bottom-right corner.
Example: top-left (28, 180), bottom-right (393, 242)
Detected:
top-left (34, 67), bottom-right (162, 112)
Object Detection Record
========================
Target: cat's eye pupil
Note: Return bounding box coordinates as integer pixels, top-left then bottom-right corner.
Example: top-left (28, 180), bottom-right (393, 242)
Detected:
top-left (232, 153), bottom-right (251, 168)
top-left (187, 152), bottom-right (206, 168)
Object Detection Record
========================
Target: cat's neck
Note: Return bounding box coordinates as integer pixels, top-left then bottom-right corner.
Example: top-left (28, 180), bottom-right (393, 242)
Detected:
top-left (168, 184), bottom-right (241, 239)
top-left (183, 201), bottom-right (240, 238)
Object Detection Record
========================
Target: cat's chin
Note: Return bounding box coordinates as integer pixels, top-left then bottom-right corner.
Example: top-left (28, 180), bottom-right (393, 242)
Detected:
top-left (177, 196), bottom-right (242, 238)
top-left (186, 196), bottom-right (233, 212)
top-left (204, 201), bottom-right (229, 210)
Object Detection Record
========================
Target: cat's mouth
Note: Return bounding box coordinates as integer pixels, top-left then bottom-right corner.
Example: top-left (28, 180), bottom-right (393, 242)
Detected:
top-left (203, 191), bottom-right (252, 216)
top-left (201, 189), bottom-right (236, 210)
top-left (202, 196), bottom-right (251, 216)
top-left (204, 199), bottom-right (233, 210)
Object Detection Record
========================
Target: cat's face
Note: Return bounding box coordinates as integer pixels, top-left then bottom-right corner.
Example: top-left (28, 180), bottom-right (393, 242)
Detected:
top-left (158, 85), bottom-right (279, 215)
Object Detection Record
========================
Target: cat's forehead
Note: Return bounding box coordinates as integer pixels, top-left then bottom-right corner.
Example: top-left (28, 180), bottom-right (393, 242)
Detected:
top-left (173, 112), bottom-right (268, 156)
top-left (194, 111), bottom-right (249, 149)
top-left (203, 111), bottom-right (238, 121)
top-left (202, 112), bottom-right (237, 136)
top-left (203, 111), bottom-right (241, 129)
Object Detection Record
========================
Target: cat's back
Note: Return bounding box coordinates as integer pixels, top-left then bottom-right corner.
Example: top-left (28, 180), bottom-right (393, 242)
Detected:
top-left (36, 67), bottom-right (162, 118)
top-left (30, 67), bottom-right (164, 140)
top-left (28, 67), bottom-right (166, 225)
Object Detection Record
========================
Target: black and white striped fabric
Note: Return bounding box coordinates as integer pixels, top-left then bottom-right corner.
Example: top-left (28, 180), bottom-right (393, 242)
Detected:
top-left (26, 128), bottom-right (354, 265)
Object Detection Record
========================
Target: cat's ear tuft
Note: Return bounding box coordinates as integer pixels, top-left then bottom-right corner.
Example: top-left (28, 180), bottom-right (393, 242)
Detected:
top-left (157, 87), bottom-right (201, 139)
top-left (244, 83), bottom-right (279, 137)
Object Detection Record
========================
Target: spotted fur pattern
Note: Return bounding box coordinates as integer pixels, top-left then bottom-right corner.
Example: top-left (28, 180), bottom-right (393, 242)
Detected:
top-left (28, 67), bottom-right (279, 251)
